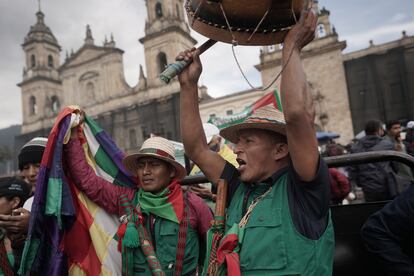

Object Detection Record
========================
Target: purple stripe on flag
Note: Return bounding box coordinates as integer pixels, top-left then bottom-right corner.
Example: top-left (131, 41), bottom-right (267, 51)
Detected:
top-left (94, 130), bottom-right (135, 187)
top-left (25, 114), bottom-right (75, 275)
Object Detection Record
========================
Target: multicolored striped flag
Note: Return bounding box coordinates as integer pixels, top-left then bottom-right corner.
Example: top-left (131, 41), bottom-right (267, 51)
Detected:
top-left (19, 106), bottom-right (136, 276)
top-left (208, 89), bottom-right (283, 129)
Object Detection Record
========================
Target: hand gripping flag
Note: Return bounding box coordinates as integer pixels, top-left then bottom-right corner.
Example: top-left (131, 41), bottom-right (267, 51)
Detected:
top-left (19, 106), bottom-right (136, 276)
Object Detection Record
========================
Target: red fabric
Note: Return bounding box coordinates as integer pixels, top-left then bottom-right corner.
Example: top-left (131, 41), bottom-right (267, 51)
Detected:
top-left (61, 177), bottom-right (102, 275)
top-left (64, 138), bottom-right (213, 236)
top-left (329, 168), bottom-right (350, 201)
top-left (167, 179), bottom-right (184, 222)
top-left (42, 107), bottom-right (76, 168)
top-left (174, 197), bottom-right (189, 276)
top-left (251, 91), bottom-right (280, 111)
top-left (0, 239), bottom-right (13, 276)
top-left (216, 234), bottom-right (241, 276)
top-left (117, 223), bottom-right (127, 252)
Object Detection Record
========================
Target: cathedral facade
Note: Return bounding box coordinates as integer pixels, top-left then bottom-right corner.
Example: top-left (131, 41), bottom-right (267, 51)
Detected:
top-left (17, 0), bottom-right (196, 155)
top-left (16, 1), bottom-right (355, 163)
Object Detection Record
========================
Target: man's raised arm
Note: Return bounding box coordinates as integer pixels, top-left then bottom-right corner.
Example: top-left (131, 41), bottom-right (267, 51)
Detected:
top-left (177, 49), bottom-right (226, 183)
top-left (281, 9), bottom-right (319, 181)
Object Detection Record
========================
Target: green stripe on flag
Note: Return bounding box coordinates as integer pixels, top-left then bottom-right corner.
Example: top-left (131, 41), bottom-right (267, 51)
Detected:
top-left (95, 147), bottom-right (119, 180)
top-left (18, 238), bottom-right (40, 275)
top-left (85, 116), bottom-right (103, 136)
top-left (274, 89), bottom-right (283, 111)
top-left (45, 177), bottom-right (63, 227)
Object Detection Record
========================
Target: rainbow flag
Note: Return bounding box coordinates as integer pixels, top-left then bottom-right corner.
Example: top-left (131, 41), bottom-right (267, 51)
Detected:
top-left (19, 106), bottom-right (136, 275)
top-left (208, 89), bottom-right (283, 129)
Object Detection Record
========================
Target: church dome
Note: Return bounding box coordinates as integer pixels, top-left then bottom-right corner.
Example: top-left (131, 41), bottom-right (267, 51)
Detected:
top-left (22, 11), bottom-right (60, 49)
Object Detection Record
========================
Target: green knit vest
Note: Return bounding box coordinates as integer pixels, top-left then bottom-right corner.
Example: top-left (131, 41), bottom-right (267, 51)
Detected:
top-left (226, 173), bottom-right (334, 275)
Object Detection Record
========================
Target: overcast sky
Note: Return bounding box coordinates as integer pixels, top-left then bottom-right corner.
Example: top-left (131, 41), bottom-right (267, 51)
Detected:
top-left (0, 0), bottom-right (413, 129)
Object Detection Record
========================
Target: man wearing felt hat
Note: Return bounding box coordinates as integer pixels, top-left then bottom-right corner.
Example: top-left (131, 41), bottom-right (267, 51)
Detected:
top-left (178, 9), bottom-right (333, 276)
top-left (65, 131), bottom-right (213, 275)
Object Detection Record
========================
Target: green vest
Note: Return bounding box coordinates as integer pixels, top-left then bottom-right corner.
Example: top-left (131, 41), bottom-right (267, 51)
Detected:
top-left (226, 173), bottom-right (334, 275)
top-left (131, 198), bottom-right (200, 275)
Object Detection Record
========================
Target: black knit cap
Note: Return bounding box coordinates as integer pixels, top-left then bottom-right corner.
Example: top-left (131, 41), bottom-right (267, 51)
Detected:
top-left (0, 177), bottom-right (31, 204)
top-left (18, 137), bottom-right (47, 170)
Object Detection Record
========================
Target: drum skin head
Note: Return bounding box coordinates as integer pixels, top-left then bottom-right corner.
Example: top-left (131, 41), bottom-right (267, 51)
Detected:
top-left (186, 0), bottom-right (305, 45)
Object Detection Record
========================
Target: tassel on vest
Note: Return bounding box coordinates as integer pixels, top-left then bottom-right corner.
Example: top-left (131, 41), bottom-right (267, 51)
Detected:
top-left (123, 220), bottom-right (139, 248)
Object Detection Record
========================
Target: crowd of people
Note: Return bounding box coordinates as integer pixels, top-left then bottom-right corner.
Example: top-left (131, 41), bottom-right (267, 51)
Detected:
top-left (0, 8), bottom-right (412, 276)
top-left (320, 119), bottom-right (414, 205)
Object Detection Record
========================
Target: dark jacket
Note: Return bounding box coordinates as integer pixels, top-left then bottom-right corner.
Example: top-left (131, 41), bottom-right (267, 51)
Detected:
top-left (361, 184), bottom-right (414, 275)
top-left (349, 135), bottom-right (395, 200)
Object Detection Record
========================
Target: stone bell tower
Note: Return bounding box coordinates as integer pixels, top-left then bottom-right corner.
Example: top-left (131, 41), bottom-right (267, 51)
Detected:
top-left (18, 7), bottom-right (63, 135)
top-left (139, 0), bottom-right (197, 89)
top-left (255, 2), bottom-right (354, 144)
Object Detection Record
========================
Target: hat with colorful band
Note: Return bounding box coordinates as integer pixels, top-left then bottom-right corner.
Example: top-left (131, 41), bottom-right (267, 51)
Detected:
top-left (122, 136), bottom-right (187, 180)
top-left (220, 104), bottom-right (286, 144)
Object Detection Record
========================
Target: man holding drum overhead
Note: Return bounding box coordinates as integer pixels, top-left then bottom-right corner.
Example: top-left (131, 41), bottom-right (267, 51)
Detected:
top-left (177, 9), bottom-right (334, 276)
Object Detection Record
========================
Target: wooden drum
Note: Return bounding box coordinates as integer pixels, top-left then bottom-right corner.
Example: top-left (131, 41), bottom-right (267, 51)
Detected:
top-left (185, 0), bottom-right (306, 46)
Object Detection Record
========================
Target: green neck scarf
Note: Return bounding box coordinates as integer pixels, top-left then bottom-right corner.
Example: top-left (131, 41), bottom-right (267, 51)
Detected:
top-left (137, 179), bottom-right (184, 224)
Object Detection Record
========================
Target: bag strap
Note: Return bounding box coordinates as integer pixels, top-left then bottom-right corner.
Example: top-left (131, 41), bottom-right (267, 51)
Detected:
top-left (174, 192), bottom-right (189, 276)
top-left (239, 186), bottom-right (272, 228)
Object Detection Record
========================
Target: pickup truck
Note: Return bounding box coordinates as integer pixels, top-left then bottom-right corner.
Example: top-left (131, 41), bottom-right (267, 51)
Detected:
top-left (182, 150), bottom-right (414, 276)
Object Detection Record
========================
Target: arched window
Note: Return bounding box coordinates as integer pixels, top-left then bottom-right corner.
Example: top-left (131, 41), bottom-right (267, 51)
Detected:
top-left (129, 129), bottom-right (137, 149)
top-left (29, 96), bottom-right (37, 115)
top-left (31, 55), bottom-right (36, 68)
top-left (317, 24), bottom-right (326, 38)
top-left (48, 55), bottom-right (54, 68)
top-left (86, 82), bottom-right (95, 100)
top-left (157, 52), bottom-right (168, 74)
top-left (155, 2), bottom-right (163, 18)
top-left (51, 96), bottom-right (60, 113)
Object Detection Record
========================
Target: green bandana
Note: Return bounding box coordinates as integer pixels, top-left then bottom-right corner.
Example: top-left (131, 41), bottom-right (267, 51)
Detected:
top-left (137, 179), bottom-right (184, 224)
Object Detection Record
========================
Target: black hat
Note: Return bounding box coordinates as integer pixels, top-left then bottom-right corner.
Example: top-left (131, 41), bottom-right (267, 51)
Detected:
top-left (18, 137), bottom-right (47, 170)
top-left (0, 177), bottom-right (31, 204)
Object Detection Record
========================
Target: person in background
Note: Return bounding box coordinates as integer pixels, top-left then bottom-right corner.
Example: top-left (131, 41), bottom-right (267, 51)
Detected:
top-left (326, 144), bottom-right (354, 204)
top-left (328, 167), bottom-right (350, 205)
top-left (385, 120), bottom-right (413, 176)
top-left (189, 123), bottom-right (237, 208)
top-left (361, 184), bottom-right (414, 275)
top-left (0, 137), bottom-right (47, 272)
top-left (17, 137), bottom-right (48, 210)
top-left (0, 177), bottom-right (31, 274)
top-left (349, 120), bottom-right (396, 202)
top-left (404, 121), bottom-right (414, 157)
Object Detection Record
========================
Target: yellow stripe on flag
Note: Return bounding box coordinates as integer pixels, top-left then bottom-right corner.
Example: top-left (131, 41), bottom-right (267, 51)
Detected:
top-left (69, 264), bottom-right (87, 276)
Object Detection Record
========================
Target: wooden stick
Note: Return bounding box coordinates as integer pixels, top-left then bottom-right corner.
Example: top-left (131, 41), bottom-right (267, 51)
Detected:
top-left (160, 39), bottom-right (217, 84)
top-left (214, 179), bottom-right (228, 219)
